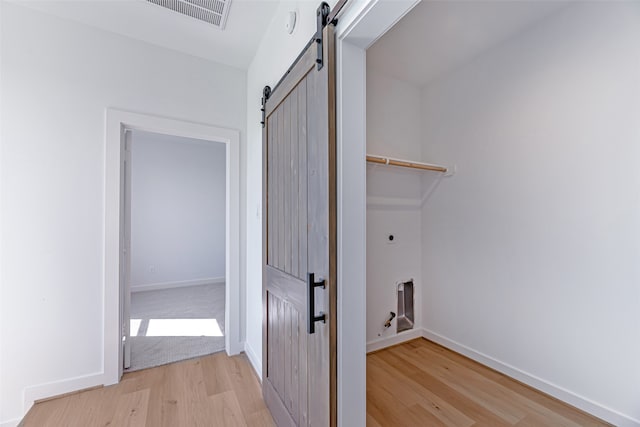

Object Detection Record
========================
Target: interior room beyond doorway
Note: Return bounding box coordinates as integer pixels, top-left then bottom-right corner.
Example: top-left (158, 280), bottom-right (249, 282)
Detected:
top-left (125, 130), bottom-right (227, 372)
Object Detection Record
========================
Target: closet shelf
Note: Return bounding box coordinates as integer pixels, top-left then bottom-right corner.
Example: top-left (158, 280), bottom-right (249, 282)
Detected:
top-left (366, 154), bottom-right (448, 173)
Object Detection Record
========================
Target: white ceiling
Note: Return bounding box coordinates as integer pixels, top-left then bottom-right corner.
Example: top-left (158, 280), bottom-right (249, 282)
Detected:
top-left (17, 0), bottom-right (280, 69)
top-left (367, 0), bottom-right (569, 87)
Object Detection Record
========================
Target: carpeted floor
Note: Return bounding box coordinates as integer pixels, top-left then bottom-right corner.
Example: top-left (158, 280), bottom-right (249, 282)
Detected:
top-left (126, 283), bottom-right (225, 372)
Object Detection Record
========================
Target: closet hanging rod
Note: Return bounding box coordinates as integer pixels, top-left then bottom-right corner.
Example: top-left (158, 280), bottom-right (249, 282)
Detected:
top-left (366, 154), bottom-right (448, 173)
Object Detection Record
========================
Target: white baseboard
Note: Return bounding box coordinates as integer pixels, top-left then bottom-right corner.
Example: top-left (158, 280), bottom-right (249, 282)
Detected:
top-left (131, 277), bottom-right (224, 293)
top-left (421, 329), bottom-right (640, 427)
top-left (244, 341), bottom-right (262, 381)
top-left (366, 328), bottom-right (423, 353)
top-left (0, 419), bottom-right (20, 427)
top-left (23, 372), bottom-right (104, 416)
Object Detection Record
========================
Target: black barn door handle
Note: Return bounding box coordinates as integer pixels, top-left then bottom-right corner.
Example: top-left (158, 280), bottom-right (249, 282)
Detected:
top-left (307, 273), bottom-right (326, 334)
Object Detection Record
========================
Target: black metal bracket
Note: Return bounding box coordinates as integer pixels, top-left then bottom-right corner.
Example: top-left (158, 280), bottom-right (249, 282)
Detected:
top-left (260, 86), bottom-right (271, 128)
top-left (315, 2), bottom-right (331, 71)
top-left (307, 272), bottom-right (326, 334)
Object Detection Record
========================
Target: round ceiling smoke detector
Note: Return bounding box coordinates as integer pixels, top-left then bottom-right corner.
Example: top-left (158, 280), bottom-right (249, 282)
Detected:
top-left (285, 11), bottom-right (297, 34)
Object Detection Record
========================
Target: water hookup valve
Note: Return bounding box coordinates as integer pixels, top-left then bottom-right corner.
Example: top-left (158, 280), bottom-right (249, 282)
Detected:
top-left (384, 312), bottom-right (396, 329)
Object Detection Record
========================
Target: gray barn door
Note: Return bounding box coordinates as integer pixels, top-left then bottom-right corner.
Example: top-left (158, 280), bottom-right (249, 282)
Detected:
top-left (262, 22), bottom-right (337, 427)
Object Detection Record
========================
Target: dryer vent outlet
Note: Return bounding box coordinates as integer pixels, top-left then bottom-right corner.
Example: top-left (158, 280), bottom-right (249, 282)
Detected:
top-left (397, 280), bottom-right (415, 333)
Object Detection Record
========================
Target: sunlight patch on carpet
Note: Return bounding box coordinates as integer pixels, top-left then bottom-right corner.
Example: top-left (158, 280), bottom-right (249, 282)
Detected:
top-left (131, 318), bottom-right (142, 336)
top-left (142, 318), bottom-right (224, 337)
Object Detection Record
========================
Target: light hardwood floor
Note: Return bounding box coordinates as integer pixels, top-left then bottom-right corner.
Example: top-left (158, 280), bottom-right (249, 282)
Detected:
top-left (20, 338), bottom-right (611, 426)
top-left (21, 352), bottom-right (275, 427)
top-left (367, 338), bottom-right (611, 427)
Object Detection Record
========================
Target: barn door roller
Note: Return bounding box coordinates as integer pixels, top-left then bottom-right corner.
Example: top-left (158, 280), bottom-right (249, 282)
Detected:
top-left (261, 0), bottom-right (350, 127)
top-left (315, 2), bottom-right (331, 71)
top-left (260, 85), bottom-right (271, 128)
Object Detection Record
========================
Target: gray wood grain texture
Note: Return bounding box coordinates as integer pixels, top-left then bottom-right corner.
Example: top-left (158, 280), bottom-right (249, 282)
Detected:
top-left (264, 377), bottom-right (296, 427)
top-left (264, 46), bottom-right (316, 118)
top-left (284, 300), bottom-right (293, 415)
top-left (268, 82), bottom-right (312, 282)
top-left (298, 79), bottom-right (308, 282)
top-left (290, 85), bottom-right (300, 280)
top-left (266, 286), bottom-right (306, 426)
top-left (326, 25), bottom-right (338, 427)
top-left (305, 41), bottom-right (330, 427)
top-left (263, 26), bottom-right (335, 427)
top-left (283, 96), bottom-right (291, 274)
top-left (267, 111), bottom-right (273, 268)
top-left (262, 105), bottom-right (268, 404)
top-left (277, 106), bottom-right (285, 271)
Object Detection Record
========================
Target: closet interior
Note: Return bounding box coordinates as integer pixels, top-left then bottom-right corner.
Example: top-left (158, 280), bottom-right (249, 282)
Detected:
top-left (364, 1), bottom-right (638, 425)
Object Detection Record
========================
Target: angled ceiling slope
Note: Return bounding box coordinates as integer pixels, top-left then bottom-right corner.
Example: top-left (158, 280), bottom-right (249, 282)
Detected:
top-left (368, 1), bottom-right (569, 87)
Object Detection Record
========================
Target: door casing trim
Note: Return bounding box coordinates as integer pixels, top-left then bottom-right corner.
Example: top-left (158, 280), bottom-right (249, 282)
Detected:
top-left (104, 108), bottom-right (242, 384)
top-left (334, 1), bottom-right (419, 425)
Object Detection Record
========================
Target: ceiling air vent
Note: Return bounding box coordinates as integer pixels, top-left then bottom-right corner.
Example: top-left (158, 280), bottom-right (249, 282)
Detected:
top-left (146, 0), bottom-right (232, 29)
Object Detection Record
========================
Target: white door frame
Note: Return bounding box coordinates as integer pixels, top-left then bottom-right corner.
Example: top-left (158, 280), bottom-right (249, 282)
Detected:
top-left (121, 129), bottom-right (132, 370)
top-left (334, 1), bottom-right (418, 425)
top-left (104, 109), bottom-right (242, 384)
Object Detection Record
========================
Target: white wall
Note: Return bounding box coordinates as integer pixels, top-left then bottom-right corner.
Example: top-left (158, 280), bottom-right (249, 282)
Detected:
top-left (130, 130), bottom-right (226, 290)
top-left (0, 3), bottom-right (246, 424)
top-left (365, 69), bottom-right (423, 346)
top-left (366, 209), bottom-right (421, 342)
top-left (420, 2), bottom-right (640, 425)
top-left (244, 0), bottom-right (338, 377)
top-left (0, 1), bottom-right (5, 425)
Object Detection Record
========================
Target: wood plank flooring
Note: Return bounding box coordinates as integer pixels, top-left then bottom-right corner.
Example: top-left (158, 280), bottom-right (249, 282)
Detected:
top-left (367, 338), bottom-right (611, 427)
top-left (20, 338), bottom-right (611, 426)
top-left (21, 352), bottom-right (275, 427)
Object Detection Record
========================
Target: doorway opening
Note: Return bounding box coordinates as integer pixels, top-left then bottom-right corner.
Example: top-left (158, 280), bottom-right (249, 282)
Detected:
top-left (123, 130), bottom-right (227, 372)
top-left (337, 0), bottom-right (636, 425)
top-left (105, 109), bottom-right (241, 384)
